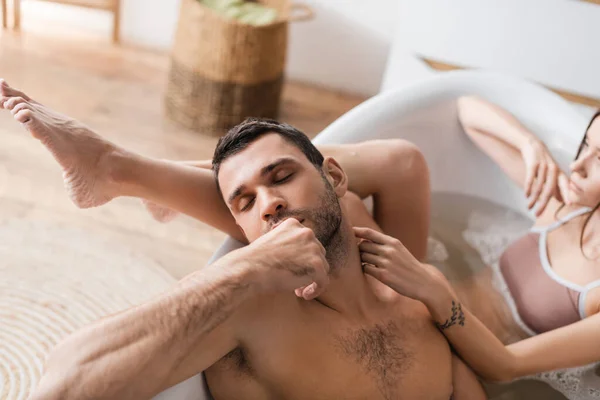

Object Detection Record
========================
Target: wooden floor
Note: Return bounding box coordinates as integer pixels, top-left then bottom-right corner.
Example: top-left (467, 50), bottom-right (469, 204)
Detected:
top-left (0, 29), bottom-right (366, 279)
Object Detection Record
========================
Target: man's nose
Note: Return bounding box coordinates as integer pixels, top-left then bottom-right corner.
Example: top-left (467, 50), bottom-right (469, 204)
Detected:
top-left (261, 194), bottom-right (287, 221)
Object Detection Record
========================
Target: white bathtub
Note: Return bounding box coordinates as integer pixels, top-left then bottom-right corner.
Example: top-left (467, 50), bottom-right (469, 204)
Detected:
top-left (154, 71), bottom-right (593, 400)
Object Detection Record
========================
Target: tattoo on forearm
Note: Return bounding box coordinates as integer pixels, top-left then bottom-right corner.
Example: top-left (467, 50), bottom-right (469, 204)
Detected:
top-left (436, 301), bottom-right (465, 331)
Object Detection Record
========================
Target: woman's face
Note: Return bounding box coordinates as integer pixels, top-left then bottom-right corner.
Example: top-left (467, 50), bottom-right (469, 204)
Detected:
top-left (569, 117), bottom-right (600, 207)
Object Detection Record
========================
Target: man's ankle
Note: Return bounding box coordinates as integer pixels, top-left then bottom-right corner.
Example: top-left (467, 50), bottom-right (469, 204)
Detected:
top-left (103, 148), bottom-right (139, 189)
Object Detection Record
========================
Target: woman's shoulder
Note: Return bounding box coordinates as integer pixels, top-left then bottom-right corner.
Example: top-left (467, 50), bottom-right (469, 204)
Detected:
top-left (532, 198), bottom-right (567, 228)
top-left (584, 288), bottom-right (600, 318)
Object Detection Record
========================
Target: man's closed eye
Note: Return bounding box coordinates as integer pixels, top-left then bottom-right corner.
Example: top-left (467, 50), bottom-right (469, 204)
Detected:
top-left (274, 173), bottom-right (293, 184)
top-left (240, 197), bottom-right (255, 212)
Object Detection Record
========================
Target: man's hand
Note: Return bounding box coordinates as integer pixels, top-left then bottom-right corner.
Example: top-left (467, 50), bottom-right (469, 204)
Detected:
top-left (353, 227), bottom-right (449, 304)
top-left (242, 218), bottom-right (330, 300)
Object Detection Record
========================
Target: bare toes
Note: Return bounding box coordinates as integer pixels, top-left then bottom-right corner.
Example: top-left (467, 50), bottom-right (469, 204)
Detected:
top-left (0, 79), bottom-right (8, 95)
top-left (0, 80), bottom-right (30, 100)
top-left (11, 102), bottom-right (30, 116)
top-left (143, 199), bottom-right (179, 223)
top-left (14, 109), bottom-right (33, 124)
top-left (4, 97), bottom-right (27, 111)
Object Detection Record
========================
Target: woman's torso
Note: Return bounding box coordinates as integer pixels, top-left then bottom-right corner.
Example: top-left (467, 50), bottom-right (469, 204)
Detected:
top-left (499, 207), bottom-right (600, 335)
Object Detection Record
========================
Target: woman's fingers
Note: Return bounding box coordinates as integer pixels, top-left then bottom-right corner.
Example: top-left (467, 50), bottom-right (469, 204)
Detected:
top-left (524, 162), bottom-right (538, 198)
top-left (359, 251), bottom-right (381, 266)
top-left (535, 164), bottom-right (558, 216)
top-left (353, 226), bottom-right (392, 245)
top-left (358, 240), bottom-right (382, 255)
top-left (528, 163), bottom-right (547, 209)
top-left (558, 173), bottom-right (570, 205)
top-left (363, 263), bottom-right (386, 282)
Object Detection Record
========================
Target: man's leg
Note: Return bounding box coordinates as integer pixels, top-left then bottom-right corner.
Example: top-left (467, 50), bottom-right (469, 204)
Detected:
top-left (0, 80), bottom-right (386, 244)
top-left (142, 140), bottom-right (430, 261)
top-left (0, 80), bottom-right (245, 242)
top-left (141, 141), bottom-right (430, 259)
top-left (1, 81), bottom-right (428, 253)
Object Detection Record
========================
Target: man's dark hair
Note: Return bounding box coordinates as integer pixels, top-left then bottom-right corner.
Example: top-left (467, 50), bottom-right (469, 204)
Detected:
top-left (212, 118), bottom-right (325, 192)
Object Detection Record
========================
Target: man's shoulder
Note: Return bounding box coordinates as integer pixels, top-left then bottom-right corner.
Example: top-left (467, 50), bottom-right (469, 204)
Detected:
top-left (382, 294), bottom-right (433, 324)
top-left (236, 291), bottom-right (299, 325)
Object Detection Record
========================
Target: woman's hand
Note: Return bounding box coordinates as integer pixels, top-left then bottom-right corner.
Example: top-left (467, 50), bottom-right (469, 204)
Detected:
top-left (353, 227), bottom-right (450, 304)
top-left (521, 137), bottom-right (570, 215)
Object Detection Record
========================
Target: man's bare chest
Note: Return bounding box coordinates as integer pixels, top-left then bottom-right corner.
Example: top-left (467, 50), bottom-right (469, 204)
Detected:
top-left (206, 300), bottom-right (453, 400)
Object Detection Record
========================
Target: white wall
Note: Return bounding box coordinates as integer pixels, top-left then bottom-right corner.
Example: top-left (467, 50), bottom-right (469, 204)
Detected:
top-left (382, 0), bottom-right (600, 104)
top-left (20, 0), bottom-right (397, 96)
top-left (286, 0), bottom-right (398, 96)
top-left (23, 0), bottom-right (600, 102)
top-left (21, 0), bottom-right (181, 50)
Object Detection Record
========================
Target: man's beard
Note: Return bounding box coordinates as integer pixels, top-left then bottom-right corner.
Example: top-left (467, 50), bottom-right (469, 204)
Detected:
top-left (267, 175), bottom-right (343, 253)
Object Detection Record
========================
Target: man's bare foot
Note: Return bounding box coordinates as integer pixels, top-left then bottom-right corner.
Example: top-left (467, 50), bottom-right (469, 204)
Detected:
top-left (0, 79), bottom-right (35, 106)
top-left (1, 80), bottom-right (120, 208)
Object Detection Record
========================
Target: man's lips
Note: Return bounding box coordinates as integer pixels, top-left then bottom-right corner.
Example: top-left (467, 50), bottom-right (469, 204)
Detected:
top-left (271, 217), bottom-right (305, 231)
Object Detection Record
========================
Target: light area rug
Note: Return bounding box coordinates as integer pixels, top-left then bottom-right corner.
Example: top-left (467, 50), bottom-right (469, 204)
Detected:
top-left (0, 218), bottom-right (176, 400)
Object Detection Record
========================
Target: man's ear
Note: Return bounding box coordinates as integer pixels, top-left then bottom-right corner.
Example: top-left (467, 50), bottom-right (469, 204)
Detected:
top-left (322, 157), bottom-right (348, 198)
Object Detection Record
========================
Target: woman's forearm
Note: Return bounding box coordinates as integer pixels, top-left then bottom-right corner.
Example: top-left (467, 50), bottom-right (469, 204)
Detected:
top-left (31, 256), bottom-right (257, 400)
top-left (424, 279), bottom-right (518, 383)
top-left (457, 95), bottom-right (537, 151)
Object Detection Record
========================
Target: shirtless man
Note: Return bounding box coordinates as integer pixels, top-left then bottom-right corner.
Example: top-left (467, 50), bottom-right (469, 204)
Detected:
top-left (0, 79), bottom-right (486, 400)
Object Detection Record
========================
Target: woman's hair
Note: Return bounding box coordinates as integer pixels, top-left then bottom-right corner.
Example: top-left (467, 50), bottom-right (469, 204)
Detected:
top-left (557, 110), bottom-right (600, 258)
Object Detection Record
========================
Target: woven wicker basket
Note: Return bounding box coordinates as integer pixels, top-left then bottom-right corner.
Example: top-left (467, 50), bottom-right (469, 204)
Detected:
top-left (165, 0), bottom-right (314, 136)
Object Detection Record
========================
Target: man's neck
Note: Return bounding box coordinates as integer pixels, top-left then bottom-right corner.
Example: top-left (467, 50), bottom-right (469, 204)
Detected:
top-left (314, 221), bottom-right (382, 317)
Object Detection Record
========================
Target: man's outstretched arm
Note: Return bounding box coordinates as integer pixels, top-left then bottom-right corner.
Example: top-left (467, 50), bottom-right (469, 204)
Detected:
top-left (30, 255), bottom-right (254, 400)
top-left (30, 218), bottom-right (329, 400)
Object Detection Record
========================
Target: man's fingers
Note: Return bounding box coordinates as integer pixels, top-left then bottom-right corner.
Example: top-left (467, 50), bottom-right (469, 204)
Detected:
top-left (304, 257), bottom-right (330, 300)
top-left (353, 226), bottom-right (391, 245)
top-left (358, 240), bottom-right (383, 255)
top-left (301, 282), bottom-right (316, 299)
top-left (302, 280), bottom-right (328, 300)
top-left (317, 252), bottom-right (330, 275)
top-left (316, 238), bottom-right (326, 257)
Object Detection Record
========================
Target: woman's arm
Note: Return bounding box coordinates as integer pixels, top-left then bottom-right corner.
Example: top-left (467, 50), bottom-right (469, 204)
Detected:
top-left (457, 96), bottom-right (569, 216)
top-left (354, 226), bottom-right (600, 383)
top-left (457, 95), bottom-right (536, 161)
top-left (451, 355), bottom-right (488, 399)
top-left (426, 285), bottom-right (600, 382)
